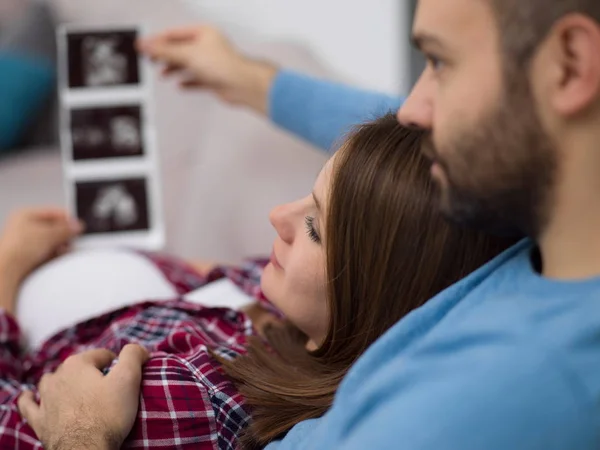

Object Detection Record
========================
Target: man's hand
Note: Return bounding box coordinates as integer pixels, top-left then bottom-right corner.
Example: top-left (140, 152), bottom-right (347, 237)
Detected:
top-left (137, 25), bottom-right (278, 114)
top-left (18, 345), bottom-right (149, 450)
top-left (0, 208), bottom-right (83, 314)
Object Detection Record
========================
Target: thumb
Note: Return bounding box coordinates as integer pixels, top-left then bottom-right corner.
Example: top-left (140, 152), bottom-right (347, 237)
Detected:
top-left (27, 208), bottom-right (70, 221)
top-left (17, 390), bottom-right (42, 430)
top-left (45, 217), bottom-right (84, 245)
top-left (107, 344), bottom-right (150, 387)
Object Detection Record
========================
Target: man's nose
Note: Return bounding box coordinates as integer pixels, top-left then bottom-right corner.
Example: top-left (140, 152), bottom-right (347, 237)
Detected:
top-left (397, 70), bottom-right (433, 130)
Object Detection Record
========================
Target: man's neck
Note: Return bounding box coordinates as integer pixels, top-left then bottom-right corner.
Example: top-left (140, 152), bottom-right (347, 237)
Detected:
top-left (539, 148), bottom-right (600, 280)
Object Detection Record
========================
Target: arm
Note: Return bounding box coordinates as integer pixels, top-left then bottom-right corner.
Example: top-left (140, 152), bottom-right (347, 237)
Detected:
top-left (0, 209), bottom-right (82, 378)
top-left (270, 70), bottom-right (402, 151)
top-left (138, 26), bottom-right (403, 152)
top-left (0, 306), bottom-right (24, 380)
top-left (0, 260), bottom-right (20, 316)
top-left (0, 258), bottom-right (25, 370)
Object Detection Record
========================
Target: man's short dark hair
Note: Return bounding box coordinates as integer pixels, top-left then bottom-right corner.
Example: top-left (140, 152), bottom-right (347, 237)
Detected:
top-left (489, 0), bottom-right (600, 67)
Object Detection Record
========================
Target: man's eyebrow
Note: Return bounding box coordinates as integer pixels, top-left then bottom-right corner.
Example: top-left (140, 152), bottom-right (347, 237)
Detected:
top-left (412, 32), bottom-right (446, 51)
top-left (312, 192), bottom-right (322, 212)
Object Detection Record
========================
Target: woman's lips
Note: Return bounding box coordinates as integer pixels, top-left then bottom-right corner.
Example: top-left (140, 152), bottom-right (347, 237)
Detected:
top-left (270, 249), bottom-right (283, 270)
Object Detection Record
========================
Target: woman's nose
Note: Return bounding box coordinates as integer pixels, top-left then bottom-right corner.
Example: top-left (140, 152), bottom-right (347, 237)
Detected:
top-left (269, 202), bottom-right (297, 244)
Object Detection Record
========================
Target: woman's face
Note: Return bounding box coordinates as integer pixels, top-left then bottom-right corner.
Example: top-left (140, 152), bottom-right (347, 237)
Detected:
top-left (261, 156), bottom-right (335, 349)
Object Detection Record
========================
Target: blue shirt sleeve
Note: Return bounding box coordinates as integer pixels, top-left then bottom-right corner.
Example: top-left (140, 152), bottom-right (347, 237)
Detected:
top-left (269, 70), bottom-right (403, 153)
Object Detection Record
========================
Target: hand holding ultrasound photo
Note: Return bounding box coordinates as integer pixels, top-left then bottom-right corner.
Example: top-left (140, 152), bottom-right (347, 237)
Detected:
top-left (58, 25), bottom-right (164, 250)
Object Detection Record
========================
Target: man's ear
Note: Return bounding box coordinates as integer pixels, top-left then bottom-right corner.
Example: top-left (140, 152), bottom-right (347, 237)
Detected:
top-left (547, 14), bottom-right (600, 117)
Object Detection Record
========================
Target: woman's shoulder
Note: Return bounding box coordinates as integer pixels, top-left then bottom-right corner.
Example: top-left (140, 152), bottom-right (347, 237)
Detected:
top-left (129, 342), bottom-right (251, 449)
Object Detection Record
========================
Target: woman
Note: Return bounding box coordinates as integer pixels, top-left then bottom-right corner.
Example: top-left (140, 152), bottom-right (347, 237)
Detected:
top-left (0, 116), bottom-right (516, 449)
top-left (219, 115), bottom-right (519, 448)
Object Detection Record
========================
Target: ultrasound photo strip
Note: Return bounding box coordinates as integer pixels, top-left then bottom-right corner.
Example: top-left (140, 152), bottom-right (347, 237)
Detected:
top-left (57, 25), bottom-right (165, 250)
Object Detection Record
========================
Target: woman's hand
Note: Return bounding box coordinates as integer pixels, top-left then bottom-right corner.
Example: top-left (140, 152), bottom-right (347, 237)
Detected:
top-left (188, 260), bottom-right (218, 276)
top-left (137, 25), bottom-right (278, 114)
top-left (18, 345), bottom-right (149, 450)
top-left (0, 208), bottom-right (83, 290)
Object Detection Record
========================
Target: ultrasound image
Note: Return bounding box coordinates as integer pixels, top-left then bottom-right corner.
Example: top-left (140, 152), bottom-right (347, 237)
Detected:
top-left (75, 177), bottom-right (150, 234)
top-left (67, 30), bottom-right (140, 89)
top-left (70, 105), bottom-right (144, 160)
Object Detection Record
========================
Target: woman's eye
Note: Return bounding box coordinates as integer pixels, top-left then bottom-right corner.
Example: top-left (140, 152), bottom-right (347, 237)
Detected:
top-left (304, 216), bottom-right (321, 244)
top-left (427, 55), bottom-right (445, 72)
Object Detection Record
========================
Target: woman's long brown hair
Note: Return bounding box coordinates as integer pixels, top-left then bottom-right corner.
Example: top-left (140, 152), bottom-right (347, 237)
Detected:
top-left (218, 114), bottom-right (519, 448)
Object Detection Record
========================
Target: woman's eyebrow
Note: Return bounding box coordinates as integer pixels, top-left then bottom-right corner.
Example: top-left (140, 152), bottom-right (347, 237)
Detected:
top-left (412, 31), bottom-right (446, 53)
top-left (312, 192), bottom-right (322, 212)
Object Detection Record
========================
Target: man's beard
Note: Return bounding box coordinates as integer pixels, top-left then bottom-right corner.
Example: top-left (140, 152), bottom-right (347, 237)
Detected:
top-left (423, 74), bottom-right (558, 238)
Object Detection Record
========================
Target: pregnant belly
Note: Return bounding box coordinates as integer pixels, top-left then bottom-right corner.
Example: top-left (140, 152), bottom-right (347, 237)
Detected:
top-left (16, 248), bottom-right (177, 350)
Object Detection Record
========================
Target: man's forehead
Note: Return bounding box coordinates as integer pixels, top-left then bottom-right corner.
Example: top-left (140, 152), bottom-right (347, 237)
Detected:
top-left (413, 0), bottom-right (496, 49)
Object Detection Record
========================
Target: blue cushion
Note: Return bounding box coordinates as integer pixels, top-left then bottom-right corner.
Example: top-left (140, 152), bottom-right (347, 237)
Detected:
top-left (0, 51), bottom-right (55, 152)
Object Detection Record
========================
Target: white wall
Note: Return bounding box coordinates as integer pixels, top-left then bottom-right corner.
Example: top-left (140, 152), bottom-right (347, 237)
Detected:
top-left (184, 0), bottom-right (410, 95)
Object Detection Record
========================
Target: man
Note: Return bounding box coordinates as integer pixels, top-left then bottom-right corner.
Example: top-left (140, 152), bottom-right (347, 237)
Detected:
top-left (17, 0), bottom-right (600, 448)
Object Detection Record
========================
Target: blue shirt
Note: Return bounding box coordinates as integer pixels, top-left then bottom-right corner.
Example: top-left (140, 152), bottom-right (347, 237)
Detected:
top-left (265, 71), bottom-right (600, 449)
top-left (269, 70), bottom-right (402, 152)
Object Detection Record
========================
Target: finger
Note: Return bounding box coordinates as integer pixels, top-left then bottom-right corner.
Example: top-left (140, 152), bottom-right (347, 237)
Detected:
top-left (18, 207), bottom-right (68, 222)
top-left (107, 345), bottom-right (150, 385)
top-left (70, 219), bottom-right (85, 234)
top-left (136, 32), bottom-right (176, 52)
top-left (17, 390), bottom-right (42, 429)
top-left (179, 79), bottom-right (206, 89)
top-left (144, 41), bottom-right (190, 65)
top-left (34, 208), bottom-right (69, 220)
top-left (37, 373), bottom-right (53, 395)
top-left (77, 348), bottom-right (118, 371)
top-left (37, 213), bottom-right (84, 237)
top-left (42, 220), bottom-right (83, 250)
top-left (153, 26), bottom-right (202, 43)
top-left (25, 207), bottom-right (83, 233)
top-left (161, 64), bottom-right (185, 77)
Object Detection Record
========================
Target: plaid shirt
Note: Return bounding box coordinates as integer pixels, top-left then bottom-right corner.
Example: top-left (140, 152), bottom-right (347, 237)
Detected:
top-left (0, 253), bottom-right (272, 450)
